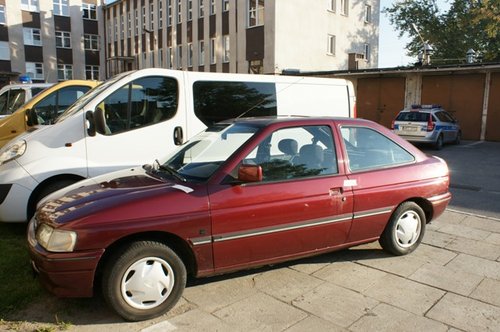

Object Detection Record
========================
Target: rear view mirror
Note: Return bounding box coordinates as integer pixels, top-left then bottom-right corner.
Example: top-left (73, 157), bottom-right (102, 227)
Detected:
top-left (238, 164), bottom-right (263, 183)
top-left (85, 110), bottom-right (96, 137)
top-left (25, 108), bottom-right (38, 126)
top-left (94, 107), bottom-right (107, 135)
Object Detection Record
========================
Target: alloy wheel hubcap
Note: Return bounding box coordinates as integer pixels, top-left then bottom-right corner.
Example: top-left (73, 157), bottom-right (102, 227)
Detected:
top-left (395, 210), bottom-right (421, 248)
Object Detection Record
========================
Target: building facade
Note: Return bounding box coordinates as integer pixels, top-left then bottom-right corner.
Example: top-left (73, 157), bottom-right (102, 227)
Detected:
top-left (0, 0), bottom-right (104, 85)
top-left (104, 0), bottom-right (379, 77)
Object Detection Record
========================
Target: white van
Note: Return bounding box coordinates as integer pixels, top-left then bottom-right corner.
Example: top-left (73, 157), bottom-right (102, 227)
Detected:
top-left (0, 68), bottom-right (355, 222)
top-left (0, 83), bottom-right (53, 119)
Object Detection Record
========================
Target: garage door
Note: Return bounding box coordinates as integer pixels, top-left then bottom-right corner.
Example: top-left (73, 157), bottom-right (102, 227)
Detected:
top-left (356, 77), bottom-right (405, 129)
top-left (422, 74), bottom-right (484, 140)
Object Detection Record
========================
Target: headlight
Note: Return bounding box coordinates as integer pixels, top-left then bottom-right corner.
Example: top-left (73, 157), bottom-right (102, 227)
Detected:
top-left (36, 223), bottom-right (77, 252)
top-left (0, 140), bottom-right (26, 165)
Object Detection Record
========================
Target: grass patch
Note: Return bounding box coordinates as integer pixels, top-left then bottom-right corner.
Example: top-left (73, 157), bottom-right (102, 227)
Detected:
top-left (0, 223), bottom-right (43, 318)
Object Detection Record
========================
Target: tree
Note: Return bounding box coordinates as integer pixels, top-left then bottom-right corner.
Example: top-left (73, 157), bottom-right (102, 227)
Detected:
top-left (384, 0), bottom-right (500, 64)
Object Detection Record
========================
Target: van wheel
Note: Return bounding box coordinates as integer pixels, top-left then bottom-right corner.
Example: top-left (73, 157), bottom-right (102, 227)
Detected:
top-left (434, 135), bottom-right (443, 150)
top-left (379, 202), bottom-right (426, 256)
top-left (102, 241), bottom-right (186, 321)
top-left (28, 179), bottom-right (79, 220)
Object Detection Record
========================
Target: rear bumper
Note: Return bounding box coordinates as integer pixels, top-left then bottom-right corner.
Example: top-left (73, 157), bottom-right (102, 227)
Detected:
top-left (396, 132), bottom-right (439, 144)
top-left (428, 192), bottom-right (452, 221)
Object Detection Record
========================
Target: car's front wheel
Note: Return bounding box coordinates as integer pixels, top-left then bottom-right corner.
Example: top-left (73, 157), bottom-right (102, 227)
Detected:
top-left (102, 241), bottom-right (187, 321)
top-left (379, 202), bottom-right (426, 256)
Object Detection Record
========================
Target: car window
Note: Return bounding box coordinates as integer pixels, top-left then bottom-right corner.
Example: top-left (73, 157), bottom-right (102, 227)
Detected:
top-left (57, 86), bottom-right (92, 113)
top-left (240, 125), bottom-right (337, 182)
top-left (395, 111), bottom-right (429, 122)
top-left (435, 111), bottom-right (450, 122)
top-left (9, 89), bottom-right (26, 113)
top-left (341, 126), bottom-right (414, 171)
top-left (99, 76), bottom-right (178, 135)
top-left (32, 91), bottom-right (57, 124)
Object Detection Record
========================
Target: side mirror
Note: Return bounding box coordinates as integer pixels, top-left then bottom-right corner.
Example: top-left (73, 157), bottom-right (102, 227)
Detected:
top-left (25, 108), bottom-right (38, 127)
top-left (238, 164), bottom-right (263, 183)
top-left (85, 110), bottom-right (96, 137)
top-left (94, 107), bottom-right (107, 135)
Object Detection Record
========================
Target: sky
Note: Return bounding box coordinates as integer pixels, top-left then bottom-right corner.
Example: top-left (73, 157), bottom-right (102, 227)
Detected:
top-left (378, 0), bottom-right (451, 68)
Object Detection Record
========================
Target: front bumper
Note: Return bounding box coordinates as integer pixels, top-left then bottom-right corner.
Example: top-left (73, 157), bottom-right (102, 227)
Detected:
top-left (28, 218), bottom-right (105, 297)
top-left (0, 160), bottom-right (38, 222)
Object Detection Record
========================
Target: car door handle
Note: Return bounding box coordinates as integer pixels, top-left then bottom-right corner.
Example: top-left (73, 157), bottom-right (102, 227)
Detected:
top-left (329, 187), bottom-right (343, 196)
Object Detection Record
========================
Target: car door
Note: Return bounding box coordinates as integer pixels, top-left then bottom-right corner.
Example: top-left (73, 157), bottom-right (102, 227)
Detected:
top-left (208, 123), bottom-right (353, 271)
top-left (85, 73), bottom-right (186, 178)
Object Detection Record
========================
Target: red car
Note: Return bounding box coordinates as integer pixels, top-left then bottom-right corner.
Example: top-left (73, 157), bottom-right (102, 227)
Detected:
top-left (28, 117), bottom-right (451, 321)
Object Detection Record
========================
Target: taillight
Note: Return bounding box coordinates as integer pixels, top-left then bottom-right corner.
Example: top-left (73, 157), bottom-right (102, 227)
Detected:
top-left (427, 116), bottom-right (435, 131)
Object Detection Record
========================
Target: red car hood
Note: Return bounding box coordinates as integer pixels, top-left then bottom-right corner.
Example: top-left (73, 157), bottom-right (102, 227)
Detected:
top-left (36, 167), bottom-right (197, 225)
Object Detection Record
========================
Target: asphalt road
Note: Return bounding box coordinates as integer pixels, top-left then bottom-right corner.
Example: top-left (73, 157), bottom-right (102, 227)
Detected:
top-left (420, 140), bottom-right (500, 220)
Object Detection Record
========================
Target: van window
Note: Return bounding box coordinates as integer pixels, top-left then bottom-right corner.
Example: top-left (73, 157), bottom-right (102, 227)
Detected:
top-left (31, 87), bottom-right (46, 98)
top-left (193, 81), bottom-right (277, 126)
top-left (0, 89), bottom-right (26, 116)
top-left (99, 76), bottom-right (178, 135)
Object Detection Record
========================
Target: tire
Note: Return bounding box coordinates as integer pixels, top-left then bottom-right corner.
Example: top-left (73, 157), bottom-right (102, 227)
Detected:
top-left (379, 202), bottom-right (426, 256)
top-left (102, 241), bottom-right (186, 321)
top-left (434, 135), bottom-right (443, 150)
top-left (28, 179), bottom-right (79, 220)
top-left (454, 131), bottom-right (461, 145)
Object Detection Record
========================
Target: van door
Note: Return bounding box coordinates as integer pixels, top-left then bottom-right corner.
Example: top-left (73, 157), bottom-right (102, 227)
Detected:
top-left (85, 74), bottom-right (186, 178)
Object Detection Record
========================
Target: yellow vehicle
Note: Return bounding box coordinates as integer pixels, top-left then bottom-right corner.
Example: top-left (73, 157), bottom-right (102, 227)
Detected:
top-left (0, 80), bottom-right (100, 148)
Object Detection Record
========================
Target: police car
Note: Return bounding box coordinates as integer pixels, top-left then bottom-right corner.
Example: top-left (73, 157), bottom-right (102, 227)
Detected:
top-left (392, 105), bottom-right (461, 150)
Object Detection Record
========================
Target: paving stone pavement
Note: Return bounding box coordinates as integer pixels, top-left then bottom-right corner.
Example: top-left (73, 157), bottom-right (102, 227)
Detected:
top-left (6, 209), bottom-right (500, 332)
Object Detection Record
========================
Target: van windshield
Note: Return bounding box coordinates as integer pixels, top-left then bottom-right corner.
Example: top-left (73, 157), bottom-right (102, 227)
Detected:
top-left (55, 72), bottom-right (129, 123)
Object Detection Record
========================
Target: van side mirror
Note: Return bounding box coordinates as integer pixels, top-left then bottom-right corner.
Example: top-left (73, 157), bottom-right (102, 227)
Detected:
top-left (85, 110), bottom-right (96, 137)
top-left (94, 107), bottom-right (107, 135)
top-left (238, 164), bottom-right (263, 183)
top-left (25, 108), bottom-right (38, 126)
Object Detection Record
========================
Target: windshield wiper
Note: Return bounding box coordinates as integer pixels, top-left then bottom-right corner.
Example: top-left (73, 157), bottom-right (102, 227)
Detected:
top-left (153, 159), bottom-right (187, 182)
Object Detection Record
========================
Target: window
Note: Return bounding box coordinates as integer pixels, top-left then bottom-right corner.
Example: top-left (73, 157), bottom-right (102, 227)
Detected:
top-left (328, 0), bottom-right (336, 12)
top-left (86, 65), bottom-right (99, 80)
top-left (142, 6), bottom-right (146, 30)
top-left (21, 0), bottom-right (39, 12)
top-left (188, 43), bottom-right (193, 67)
top-left (24, 28), bottom-right (42, 46)
top-left (210, 38), bottom-right (216, 64)
top-left (0, 41), bottom-right (9, 60)
top-left (98, 77), bottom-right (178, 135)
top-left (135, 9), bottom-right (139, 35)
top-left (210, 0), bottom-right (215, 15)
top-left (82, 3), bottom-right (97, 20)
top-left (26, 62), bottom-right (44, 80)
top-left (177, 0), bottom-right (182, 24)
top-left (150, 3), bottom-right (154, 30)
top-left (128, 12), bottom-right (132, 36)
top-left (327, 34), bottom-right (335, 55)
top-left (340, 0), bottom-right (349, 16)
top-left (240, 126), bottom-right (337, 181)
top-left (187, 0), bottom-right (193, 20)
top-left (158, 48), bottom-right (163, 67)
top-left (248, 0), bottom-right (264, 27)
top-left (159, 1), bottom-right (163, 28)
top-left (167, 47), bottom-right (173, 68)
top-left (198, 40), bottom-right (205, 66)
top-left (114, 20), bottom-right (118, 40)
top-left (364, 43), bottom-right (370, 61)
top-left (57, 64), bottom-right (73, 81)
top-left (223, 0), bottom-right (229, 11)
top-left (167, 0), bottom-right (173, 26)
top-left (0, 5), bottom-right (5, 24)
top-left (33, 86), bottom-right (91, 124)
top-left (177, 45), bottom-right (183, 68)
top-left (84, 34), bottom-right (99, 50)
top-left (341, 127), bottom-right (414, 171)
top-left (0, 89), bottom-right (26, 116)
top-left (199, 0), bottom-right (204, 17)
top-left (223, 35), bottom-right (230, 63)
top-left (365, 4), bottom-right (371, 23)
top-left (53, 0), bottom-right (69, 16)
top-left (193, 81), bottom-right (277, 126)
top-left (121, 15), bottom-right (125, 39)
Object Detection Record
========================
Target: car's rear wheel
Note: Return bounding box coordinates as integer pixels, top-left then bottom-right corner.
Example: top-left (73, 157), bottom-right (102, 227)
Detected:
top-left (434, 135), bottom-right (443, 150)
top-left (379, 202), bottom-right (426, 256)
top-left (102, 241), bottom-right (186, 321)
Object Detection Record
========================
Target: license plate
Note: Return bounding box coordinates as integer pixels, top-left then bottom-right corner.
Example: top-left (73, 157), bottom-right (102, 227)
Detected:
top-left (402, 126), bottom-right (418, 132)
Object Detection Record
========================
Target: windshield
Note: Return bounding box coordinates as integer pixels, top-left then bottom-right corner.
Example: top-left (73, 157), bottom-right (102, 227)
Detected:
top-left (158, 123), bottom-right (261, 182)
top-left (56, 72), bottom-right (130, 123)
